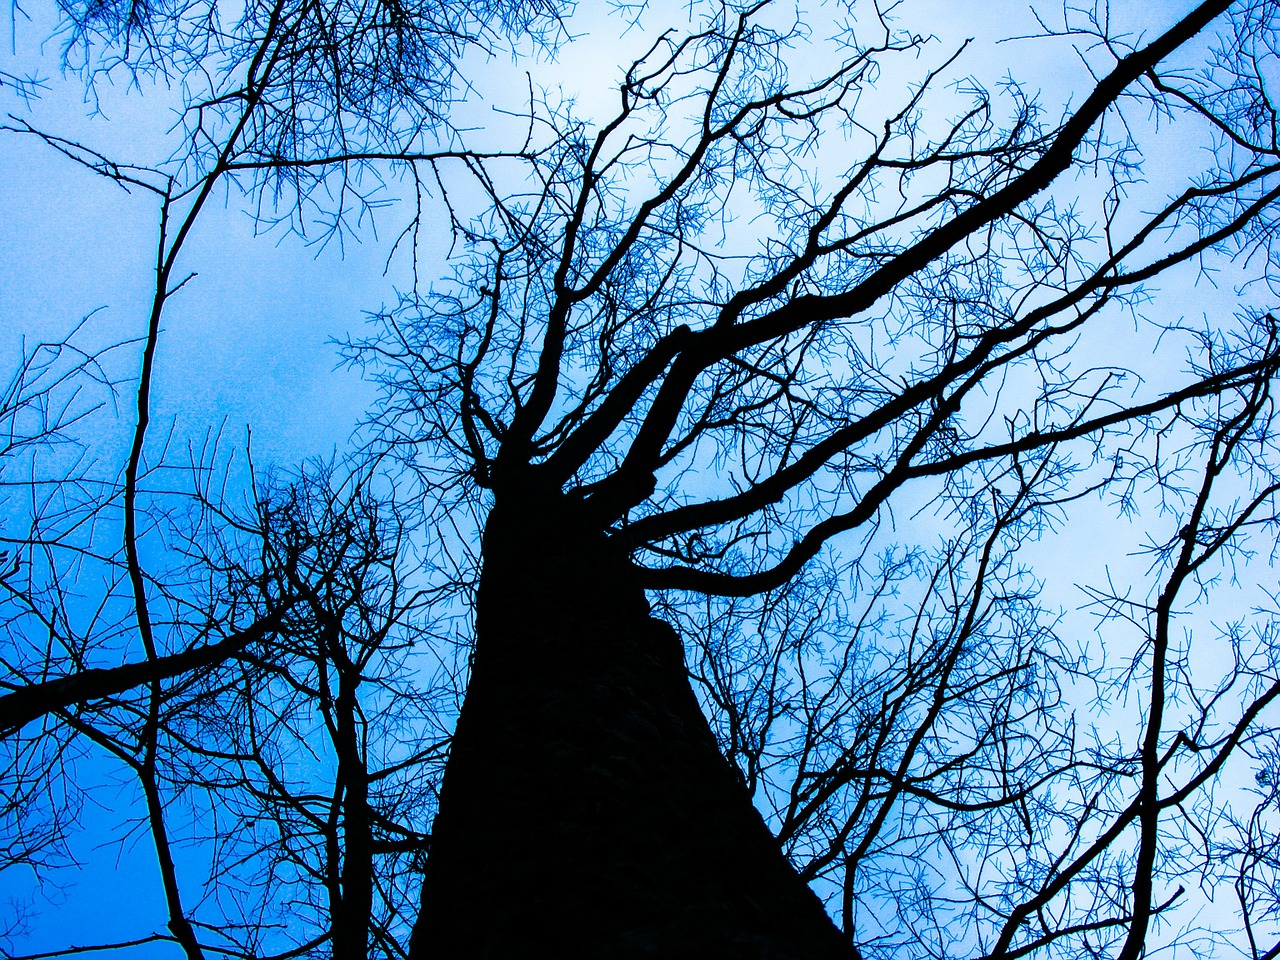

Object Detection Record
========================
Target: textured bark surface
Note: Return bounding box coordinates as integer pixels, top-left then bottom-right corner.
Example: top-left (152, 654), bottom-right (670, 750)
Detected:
top-left (409, 490), bottom-right (853, 959)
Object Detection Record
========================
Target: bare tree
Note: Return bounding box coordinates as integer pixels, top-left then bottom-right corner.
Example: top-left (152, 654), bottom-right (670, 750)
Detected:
top-left (0, 0), bottom-right (561, 955)
top-left (153, 461), bottom-right (447, 960)
top-left (8, 0), bottom-right (1280, 959)
top-left (0, 389), bottom-right (455, 960)
top-left (352, 1), bottom-right (1280, 956)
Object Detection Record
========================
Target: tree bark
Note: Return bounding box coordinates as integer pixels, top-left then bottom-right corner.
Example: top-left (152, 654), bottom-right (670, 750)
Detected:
top-left (409, 488), bottom-right (852, 959)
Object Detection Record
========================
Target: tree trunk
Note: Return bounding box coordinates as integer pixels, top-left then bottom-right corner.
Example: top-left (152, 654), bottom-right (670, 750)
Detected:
top-left (409, 488), bottom-right (853, 959)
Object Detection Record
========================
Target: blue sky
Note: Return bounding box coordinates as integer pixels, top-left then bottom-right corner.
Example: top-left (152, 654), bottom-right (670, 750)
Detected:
top-left (2, 1), bottom-right (1276, 956)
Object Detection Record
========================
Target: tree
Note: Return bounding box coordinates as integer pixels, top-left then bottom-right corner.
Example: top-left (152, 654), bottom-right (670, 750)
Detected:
top-left (6, 0), bottom-right (1280, 958)
top-left (1, 0), bottom-right (564, 956)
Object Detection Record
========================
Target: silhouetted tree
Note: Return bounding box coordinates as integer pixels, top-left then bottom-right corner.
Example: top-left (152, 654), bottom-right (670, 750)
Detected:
top-left (8, 1), bottom-right (1280, 959)
top-left (0, 0), bottom-right (561, 954)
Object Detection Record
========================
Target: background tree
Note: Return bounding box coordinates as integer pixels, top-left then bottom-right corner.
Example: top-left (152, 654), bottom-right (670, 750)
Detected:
top-left (8, 0), bottom-right (1280, 959)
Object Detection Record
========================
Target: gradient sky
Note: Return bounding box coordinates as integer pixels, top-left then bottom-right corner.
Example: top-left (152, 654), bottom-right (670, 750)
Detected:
top-left (0, 1), bottom-right (1264, 956)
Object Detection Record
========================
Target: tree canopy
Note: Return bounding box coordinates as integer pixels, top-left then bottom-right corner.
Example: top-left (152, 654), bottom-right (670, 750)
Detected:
top-left (5, 0), bottom-right (1280, 958)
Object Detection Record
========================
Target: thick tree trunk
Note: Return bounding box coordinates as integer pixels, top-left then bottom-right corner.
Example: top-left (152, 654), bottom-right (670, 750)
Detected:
top-left (408, 489), bottom-right (853, 959)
